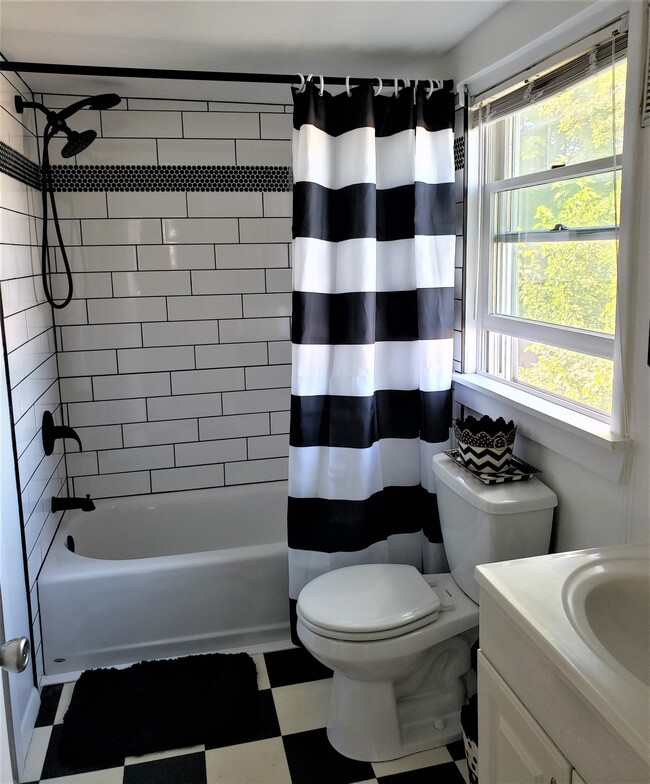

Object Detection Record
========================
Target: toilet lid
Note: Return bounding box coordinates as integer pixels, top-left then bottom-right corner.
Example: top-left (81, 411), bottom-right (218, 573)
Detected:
top-left (296, 564), bottom-right (441, 636)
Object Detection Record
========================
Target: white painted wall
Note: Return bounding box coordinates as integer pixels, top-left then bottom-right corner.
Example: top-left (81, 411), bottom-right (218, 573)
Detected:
top-left (440, 0), bottom-right (650, 551)
top-left (434, 0), bottom-right (596, 86)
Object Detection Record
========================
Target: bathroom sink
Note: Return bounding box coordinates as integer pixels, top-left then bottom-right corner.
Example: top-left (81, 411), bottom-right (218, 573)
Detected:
top-left (475, 542), bottom-right (650, 782)
top-left (562, 555), bottom-right (649, 686)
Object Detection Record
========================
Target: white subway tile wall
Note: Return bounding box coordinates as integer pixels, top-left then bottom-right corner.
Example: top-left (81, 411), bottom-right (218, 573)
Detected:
top-left (0, 73), bottom-right (66, 685)
top-left (0, 86), bottom-right (464, 687)
top-left (43, 93), bottom-right (293, 501)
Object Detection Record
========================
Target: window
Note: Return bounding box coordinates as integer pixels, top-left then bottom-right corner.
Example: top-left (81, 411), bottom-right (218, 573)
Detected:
top-left (471, 29), bottom-right (627, 422)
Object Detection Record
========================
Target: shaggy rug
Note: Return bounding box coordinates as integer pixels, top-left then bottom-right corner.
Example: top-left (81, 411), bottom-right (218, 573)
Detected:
top-left (58, 651), bottom-right (260, 769)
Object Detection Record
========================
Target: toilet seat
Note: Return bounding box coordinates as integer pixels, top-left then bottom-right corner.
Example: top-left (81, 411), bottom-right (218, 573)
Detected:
top-left (297, 563), bottom-right (442, 642)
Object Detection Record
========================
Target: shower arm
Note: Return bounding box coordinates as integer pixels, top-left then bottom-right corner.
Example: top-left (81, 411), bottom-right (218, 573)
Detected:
top-left (15, 94), bottom-right (103, 126)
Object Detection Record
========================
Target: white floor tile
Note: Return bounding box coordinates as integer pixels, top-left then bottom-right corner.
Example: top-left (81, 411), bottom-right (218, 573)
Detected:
top-left (456, 757), bottom-right (471, 783)
top-left (54, 682), bottom-right (76, 724)
top-left (371, 744), bottom-right (454, 777)
top-left (251, 652), bottom-right (270, 691)
top-left (271, 678), bottom-right (331, 735)
top-left (124, 743), bottom-right (205, 765)
top-left (205, 736), bottom-right (292, 783)
top-left (19, 726), bottom-right (52, 783)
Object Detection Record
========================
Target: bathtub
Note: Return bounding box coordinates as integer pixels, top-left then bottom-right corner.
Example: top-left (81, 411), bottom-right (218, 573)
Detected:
top-left (38, 481), bottom-right (290, 676)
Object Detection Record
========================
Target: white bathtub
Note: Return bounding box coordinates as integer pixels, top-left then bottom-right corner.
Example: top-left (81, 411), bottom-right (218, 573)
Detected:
top-left (38, 481), bottom-right (290, 676)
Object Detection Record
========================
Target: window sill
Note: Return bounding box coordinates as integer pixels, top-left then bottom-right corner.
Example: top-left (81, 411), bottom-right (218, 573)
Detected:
top-left (452, 373), bottom-right (628, 482)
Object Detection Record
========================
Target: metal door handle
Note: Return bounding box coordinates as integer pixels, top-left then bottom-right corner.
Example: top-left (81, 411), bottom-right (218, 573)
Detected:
top-left (0, 637), bottom-right (30, 673)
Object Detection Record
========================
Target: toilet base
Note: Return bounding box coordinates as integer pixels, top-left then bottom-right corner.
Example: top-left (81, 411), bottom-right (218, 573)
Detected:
top-left (325, 635), bottom-right (471, 762)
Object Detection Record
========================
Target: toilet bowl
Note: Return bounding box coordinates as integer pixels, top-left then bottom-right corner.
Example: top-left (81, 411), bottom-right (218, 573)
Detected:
top-left (296, 452), bottom-right (558, 762)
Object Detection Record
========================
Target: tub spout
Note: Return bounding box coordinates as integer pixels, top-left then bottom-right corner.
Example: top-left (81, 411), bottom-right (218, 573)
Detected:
top-left (51, 494), bottom-right (95, 513)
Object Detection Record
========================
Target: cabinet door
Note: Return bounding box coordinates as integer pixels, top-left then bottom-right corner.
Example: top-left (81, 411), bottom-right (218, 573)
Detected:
top-left (478, 651), bottom-right (573, 784)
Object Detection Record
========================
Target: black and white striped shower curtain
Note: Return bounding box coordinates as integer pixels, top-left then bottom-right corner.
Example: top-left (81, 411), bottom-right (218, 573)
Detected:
top-left (288, 81), bottom-right (456, 640)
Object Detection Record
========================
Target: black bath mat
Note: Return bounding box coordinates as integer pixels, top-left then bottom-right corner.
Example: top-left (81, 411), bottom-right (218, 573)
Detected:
top-left (58, 651), bottom-right (260, 769)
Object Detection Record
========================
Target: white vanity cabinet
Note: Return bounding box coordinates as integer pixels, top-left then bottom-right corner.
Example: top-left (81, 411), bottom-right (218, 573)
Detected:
top-left (478, 650), bottom-right (576, 784)
top-left (475, 548), bottom-right (650, 784)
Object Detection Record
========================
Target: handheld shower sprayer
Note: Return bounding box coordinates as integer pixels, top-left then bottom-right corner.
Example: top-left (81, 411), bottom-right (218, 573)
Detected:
top-left (15, 92), bottom-right (120, 123)
top-left (15, 92), bottom-right (121, 307)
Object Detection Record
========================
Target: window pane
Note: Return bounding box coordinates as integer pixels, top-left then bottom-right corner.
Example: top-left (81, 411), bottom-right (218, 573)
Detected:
top-left (486, 332), bottom-right (614, 414)
top-left (493, 238), bottom-right (617, 333)
top-left (492, 60), bottom-right (626, 178)
top-left (495, 171), bottom-right (622, 234)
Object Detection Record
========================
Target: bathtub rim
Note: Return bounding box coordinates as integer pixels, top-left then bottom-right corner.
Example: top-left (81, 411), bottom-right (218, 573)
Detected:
top-left (41, 480), bottom-right (289, 578)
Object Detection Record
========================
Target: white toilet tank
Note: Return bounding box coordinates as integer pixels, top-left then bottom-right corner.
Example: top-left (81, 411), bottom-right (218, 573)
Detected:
top-left (432, 453), bottom-right (558, 603)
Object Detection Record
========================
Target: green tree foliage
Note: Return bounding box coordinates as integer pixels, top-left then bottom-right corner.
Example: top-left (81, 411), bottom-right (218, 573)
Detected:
top-left (507, 61), bottom-right (626, 413)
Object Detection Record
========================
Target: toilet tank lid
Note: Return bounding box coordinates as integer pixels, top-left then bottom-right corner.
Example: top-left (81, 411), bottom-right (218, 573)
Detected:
top-left (432, 453), bottom-right (558, 514)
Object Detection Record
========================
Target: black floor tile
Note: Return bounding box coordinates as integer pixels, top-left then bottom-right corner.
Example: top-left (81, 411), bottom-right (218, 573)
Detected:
top-left (446, 739), bottom-right (466, 761)
top-left (283, 728), bottom-right (374, 784)
top-left (377, 761), bottom-right (466, 783)
top-left (205, 688), bottom-right (281, 750)
top-left (264, 647), bottom-right (332, 688)
top-left (39, 724), bottom-right (124, 780)
top-left (123, 752), bottom-right (207, 784)
top-left (34, 684), bottom-right (63, 728)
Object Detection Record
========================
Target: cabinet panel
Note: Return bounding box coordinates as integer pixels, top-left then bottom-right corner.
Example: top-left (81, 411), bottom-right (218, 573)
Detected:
top-left (478, 651), bottom-right (573, 784)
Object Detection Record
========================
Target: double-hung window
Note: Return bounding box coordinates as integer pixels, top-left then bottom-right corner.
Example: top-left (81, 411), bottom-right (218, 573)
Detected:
top-left (470, 26), bottom-right (627, 423)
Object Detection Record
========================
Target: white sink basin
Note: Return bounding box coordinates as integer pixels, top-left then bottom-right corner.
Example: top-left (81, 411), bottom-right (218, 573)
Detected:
top-left (563, 555), bottom-right (649, 686)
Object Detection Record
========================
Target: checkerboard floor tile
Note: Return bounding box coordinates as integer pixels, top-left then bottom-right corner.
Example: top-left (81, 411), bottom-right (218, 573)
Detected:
top-left (20, 647), bottom-right (470, 784)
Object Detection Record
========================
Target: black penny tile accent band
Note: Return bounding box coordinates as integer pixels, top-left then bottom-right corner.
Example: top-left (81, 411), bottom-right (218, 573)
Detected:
top-left (48, 164), bottom-right (293, 193)
top-left (0, 141), bottom-right (42, 190)
top-left (2, 145), bottom-right (461, 191)
top-left (453, 137), bottom-right (464, 171)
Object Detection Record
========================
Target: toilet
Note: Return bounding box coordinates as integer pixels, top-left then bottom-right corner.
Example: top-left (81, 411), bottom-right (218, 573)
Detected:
top-left (296, 452), bottom-right (558, 762)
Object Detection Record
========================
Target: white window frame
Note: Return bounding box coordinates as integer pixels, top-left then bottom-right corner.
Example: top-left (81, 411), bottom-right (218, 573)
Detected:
top-left (456, 3), bottom-right (646, 481)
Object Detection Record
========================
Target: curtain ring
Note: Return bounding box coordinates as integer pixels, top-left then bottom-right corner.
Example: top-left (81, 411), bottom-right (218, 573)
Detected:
top-left (426, 79), bottom-right (442, 99)
top-left (318, 75), bottom-right (324, 96)
top-left (373, 77), bottom-right (383, 97)
top-left (295, 73), bottom-right (306, 93)
top-left (346, 75), bottom-right (352, 97)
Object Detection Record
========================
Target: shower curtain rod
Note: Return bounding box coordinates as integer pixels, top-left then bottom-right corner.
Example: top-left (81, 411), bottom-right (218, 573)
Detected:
top-left (0, 60), bottom-right (453, 91)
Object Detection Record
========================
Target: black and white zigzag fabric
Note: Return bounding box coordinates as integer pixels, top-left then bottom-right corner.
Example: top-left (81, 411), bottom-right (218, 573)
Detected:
top-left (288, 82), bottom-right (456, 641)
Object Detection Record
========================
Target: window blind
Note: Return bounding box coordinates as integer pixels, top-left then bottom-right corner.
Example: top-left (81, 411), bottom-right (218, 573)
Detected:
top-left (470, 30), bottom-right (628, 128)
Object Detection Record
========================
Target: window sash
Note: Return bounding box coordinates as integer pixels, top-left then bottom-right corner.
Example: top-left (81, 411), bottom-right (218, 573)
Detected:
top-left (494, 228), bottom-right (618, 243)
top-left (481, 156), bottom-right (621, 343)
top-left (482, 314), bottom-right (616, 360)
top-left (485, 155), bottom-right (622, 192)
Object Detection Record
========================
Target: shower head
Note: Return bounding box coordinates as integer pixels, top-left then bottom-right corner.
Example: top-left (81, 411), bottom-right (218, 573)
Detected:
top-left (60, 129), bottom-right (98, 158)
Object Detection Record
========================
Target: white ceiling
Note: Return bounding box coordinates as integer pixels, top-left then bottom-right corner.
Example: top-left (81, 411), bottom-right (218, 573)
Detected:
top-left (0, 0), bottom-right (510, 102)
